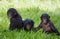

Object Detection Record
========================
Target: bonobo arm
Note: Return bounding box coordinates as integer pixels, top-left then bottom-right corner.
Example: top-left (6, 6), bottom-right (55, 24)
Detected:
top-left (50, 22), bottom-right (60, 36)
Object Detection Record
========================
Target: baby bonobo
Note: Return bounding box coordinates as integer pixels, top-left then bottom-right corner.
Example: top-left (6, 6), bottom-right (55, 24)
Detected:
top-left (37, 14), bottom-right (60, 36)
top-left (7, 8), bottom-right (23, 31)
top-left (23, 19), bottom-right (34, 31)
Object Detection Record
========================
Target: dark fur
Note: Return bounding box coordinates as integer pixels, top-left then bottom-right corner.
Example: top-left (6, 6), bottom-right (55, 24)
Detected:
top-left (23, 19), bottom-right (34, 31)
top-left (7, 8), bottom-right (23, 31)
top-left (36, 14), bottom-right (60, 36)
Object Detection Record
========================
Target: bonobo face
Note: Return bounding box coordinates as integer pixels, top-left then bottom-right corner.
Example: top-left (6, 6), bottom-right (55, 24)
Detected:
top-left (24, 19), bottom-right (34, 31)
top-left (41, 14), bottom-right (50, 24)
top-left (25, 21), bottom-right (32, 30)
top-left (26, 24), bottom-right (31, 30)
top-left (8, 12), bottom-right (13, 19)
top-left (7, 8), bottom-right (18, 19)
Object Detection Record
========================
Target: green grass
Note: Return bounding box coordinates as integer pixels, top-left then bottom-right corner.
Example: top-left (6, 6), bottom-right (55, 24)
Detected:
top-left (0, 0), bottom-right (60, 39)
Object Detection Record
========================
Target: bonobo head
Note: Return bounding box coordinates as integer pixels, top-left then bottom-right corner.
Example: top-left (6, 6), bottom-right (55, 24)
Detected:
top-left (7, 8), bottom-right (18, 19)
top-left (24, 19), bottom-right (34, 31)
top-left (41, 13), bottom-right (50, 24)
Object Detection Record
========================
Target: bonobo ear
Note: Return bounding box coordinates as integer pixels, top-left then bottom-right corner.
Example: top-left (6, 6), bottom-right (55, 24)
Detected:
top-left (48, 16), bottom-right (50, 18)
top-left (40, 16), bottom-right (42, 18)
top-left (40, 16), bottom-right (42, 20)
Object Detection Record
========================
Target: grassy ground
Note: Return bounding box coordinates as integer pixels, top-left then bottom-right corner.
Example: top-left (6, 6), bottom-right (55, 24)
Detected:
top-left (0, 0), bottom-right (60, 39)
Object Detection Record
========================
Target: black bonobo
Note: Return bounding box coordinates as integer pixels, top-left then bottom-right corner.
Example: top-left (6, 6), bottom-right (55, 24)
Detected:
top-left (7, 8), bottom-right (23, 31)
top-left (23, 19), bottom-right (34, 31)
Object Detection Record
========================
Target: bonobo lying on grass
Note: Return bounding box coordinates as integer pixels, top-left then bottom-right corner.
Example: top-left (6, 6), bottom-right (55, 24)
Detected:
top-left (23, 19), bottom-right (34, 31)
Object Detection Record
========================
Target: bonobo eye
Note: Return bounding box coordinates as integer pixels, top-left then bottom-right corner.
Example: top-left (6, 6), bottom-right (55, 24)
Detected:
top-left (42, 17), bottom-right (47, 21)
top-left (43, 17), bottom-right (46, 19)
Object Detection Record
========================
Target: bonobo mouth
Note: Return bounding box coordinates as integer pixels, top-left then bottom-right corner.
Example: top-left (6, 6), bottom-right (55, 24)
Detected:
top-left (9, 16), bottom-right (12, 19)
top-left (43, 23), bottom-right (47, 25)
